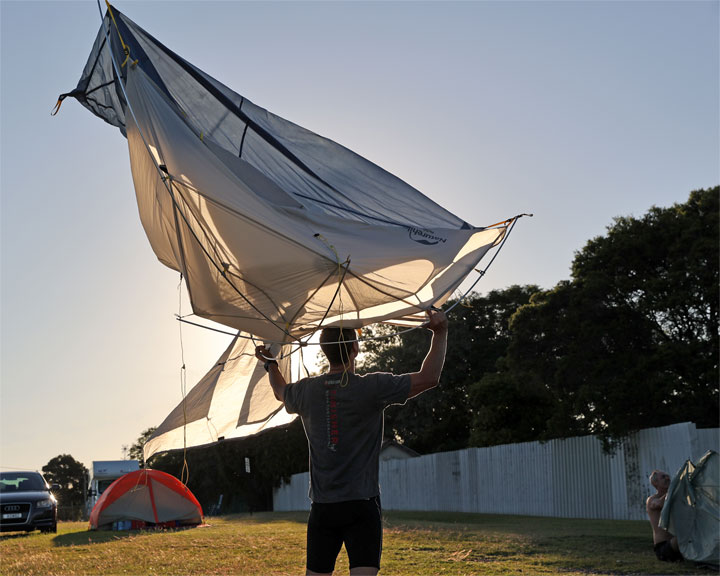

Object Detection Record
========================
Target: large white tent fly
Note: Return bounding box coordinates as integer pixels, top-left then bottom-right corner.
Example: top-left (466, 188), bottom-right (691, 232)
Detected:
top-left (143, 334), bottom-right (295, 461)
top-left (58, 4), bottom-right (523, 458)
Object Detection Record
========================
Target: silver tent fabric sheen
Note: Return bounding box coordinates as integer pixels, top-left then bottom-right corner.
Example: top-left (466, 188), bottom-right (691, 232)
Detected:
top-left (64, 5), bottom-right (512, 455)
top-left (66, 5), bottom-right (507, 343)
top-left (660, 450), bottom-right (720, 565)
top-left (143, 335), bottom-right (295, 462)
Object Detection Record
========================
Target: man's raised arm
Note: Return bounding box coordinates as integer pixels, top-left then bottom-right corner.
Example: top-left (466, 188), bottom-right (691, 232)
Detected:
top-left (408, 309), bottom-right (448, 398)
top-left (255, 345), bottom-right (288, 402)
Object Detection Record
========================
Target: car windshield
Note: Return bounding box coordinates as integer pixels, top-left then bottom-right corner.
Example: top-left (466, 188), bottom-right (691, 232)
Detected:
top-left (0, 472), bottom-right (47, 492)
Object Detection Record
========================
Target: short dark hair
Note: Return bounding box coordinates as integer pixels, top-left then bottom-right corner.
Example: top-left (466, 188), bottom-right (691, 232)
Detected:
top-left (320, 327), bottom-right (358, 366)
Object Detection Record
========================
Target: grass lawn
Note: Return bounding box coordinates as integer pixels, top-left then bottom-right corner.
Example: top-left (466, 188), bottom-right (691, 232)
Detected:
top-left (1, 511), bottom-right (716, 575)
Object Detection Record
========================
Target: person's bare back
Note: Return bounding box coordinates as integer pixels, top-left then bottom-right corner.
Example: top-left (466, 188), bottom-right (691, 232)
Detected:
top-left (646, 490), bottom-right (669, 545)
top-left (646, 470), bottom-right (682, 562)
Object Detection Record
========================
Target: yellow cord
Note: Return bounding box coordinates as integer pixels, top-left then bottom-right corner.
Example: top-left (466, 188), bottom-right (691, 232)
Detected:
top-left (105, 2), bottom-right (132, 68)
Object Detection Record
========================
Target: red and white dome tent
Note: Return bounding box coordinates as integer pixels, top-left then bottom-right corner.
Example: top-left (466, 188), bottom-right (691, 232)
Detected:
top-left (89, 469), bottom-right (203, 530)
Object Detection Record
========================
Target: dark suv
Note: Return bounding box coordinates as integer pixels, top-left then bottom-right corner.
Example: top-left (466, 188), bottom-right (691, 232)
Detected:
top-left (0, 471), bottom-right (58, 533)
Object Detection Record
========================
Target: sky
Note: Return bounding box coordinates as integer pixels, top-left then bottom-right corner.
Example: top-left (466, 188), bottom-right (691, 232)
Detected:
top-left (1, 0), bottom-right (718, 476)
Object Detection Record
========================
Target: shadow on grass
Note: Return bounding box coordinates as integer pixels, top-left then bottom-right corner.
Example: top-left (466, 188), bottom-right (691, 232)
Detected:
top-left (50, 523), bottom-right (220, 547)
top-left (51, 529), bottom-right (135, 547)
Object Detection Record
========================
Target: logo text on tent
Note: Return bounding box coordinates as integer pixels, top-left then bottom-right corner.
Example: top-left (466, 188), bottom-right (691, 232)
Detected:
top-left (407, 227), bottom-right (447, 245)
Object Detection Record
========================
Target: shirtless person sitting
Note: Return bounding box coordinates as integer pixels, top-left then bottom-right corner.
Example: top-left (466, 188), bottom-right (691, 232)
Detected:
top-left (646, 469), bottom-right (683, 562)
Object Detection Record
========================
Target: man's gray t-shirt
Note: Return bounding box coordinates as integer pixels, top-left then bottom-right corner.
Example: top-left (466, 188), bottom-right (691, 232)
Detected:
top-left (283, 372), bottom-right (411, 503)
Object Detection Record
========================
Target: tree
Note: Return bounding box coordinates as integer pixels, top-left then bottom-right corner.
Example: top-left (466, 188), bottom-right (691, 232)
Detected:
top-left (125, 427), bottom-right (157, 468)
top-left (570, 187), bottom-right (719, 429)
top-left (42, 454), bottom-right (88, 508)
top-left (484, 187), bottom-right (719, 448)
top-left (360, 286), bottom-right (539, 453)
top-left (469, 359), bottom-right (558, 447)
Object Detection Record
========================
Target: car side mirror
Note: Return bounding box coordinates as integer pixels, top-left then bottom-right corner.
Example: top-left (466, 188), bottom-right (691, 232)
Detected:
top-left (51, 483), bottom-right (61, 492)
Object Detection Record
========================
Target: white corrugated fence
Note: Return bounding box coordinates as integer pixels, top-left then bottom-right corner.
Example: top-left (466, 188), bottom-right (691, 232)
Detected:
top-left (273, 422), bottom-right (718, 520)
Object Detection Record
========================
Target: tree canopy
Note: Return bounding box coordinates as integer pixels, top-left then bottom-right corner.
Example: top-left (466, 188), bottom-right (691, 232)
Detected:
top-left (360, 285), bottom-right (538, 452)
top-left (485, 187), bottom-right (719, 448)
top-left (42, 454), bottom-right (88, 508)
top-left (124, 427), bottom-right (157, 468)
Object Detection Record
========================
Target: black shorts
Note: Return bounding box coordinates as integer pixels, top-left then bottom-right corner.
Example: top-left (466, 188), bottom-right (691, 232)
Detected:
top-left (654, 540), bottom-right (683, 562)
top-left (306, 496), bottom-right (382, 573)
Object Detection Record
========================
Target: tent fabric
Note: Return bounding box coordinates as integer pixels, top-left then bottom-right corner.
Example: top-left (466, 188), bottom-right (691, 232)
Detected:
top-left (89, 469), bottom-right (203, 530)
top-left (660, 450), bottom-right (719, 565)
top-left (143, 334), bottom-right (296, 461)
top-left (66, 5), bottom-right (509, 342)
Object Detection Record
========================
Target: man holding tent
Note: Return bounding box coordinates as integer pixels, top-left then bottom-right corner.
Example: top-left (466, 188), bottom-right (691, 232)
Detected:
top-left (255, 309), bottom-right (448, 576)
top-left (646, 469), bottom-right (683, 563)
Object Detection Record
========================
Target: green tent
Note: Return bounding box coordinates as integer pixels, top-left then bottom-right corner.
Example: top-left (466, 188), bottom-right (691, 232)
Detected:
top-left (660, 450), bottom-right (719, 565)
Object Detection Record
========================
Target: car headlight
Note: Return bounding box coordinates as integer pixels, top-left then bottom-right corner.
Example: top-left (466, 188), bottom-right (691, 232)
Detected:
top-left (36, 499), bottom-right (55, 509)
